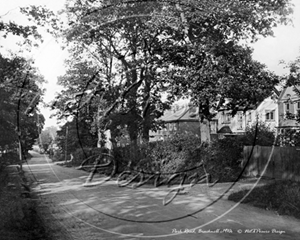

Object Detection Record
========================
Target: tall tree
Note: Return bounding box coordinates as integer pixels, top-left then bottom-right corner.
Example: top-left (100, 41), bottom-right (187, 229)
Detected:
top-left (56, 0), bottom-right (177, 145)
top-left (24, 0), bottom-right (293, 144)
top-left (0, 5), bottom-right (45, 169)
top-left (55, 118), bottom-right (98, 157)
top-left (151, 0), bottom-right (292, 140)
top-left (0, 54), bottom-right (45, 155)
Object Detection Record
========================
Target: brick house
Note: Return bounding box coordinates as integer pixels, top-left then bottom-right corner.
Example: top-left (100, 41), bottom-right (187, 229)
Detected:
top-left (149, 88), bottom-right (284, 142)
top-left (149, 104), bottom-right (202, 141)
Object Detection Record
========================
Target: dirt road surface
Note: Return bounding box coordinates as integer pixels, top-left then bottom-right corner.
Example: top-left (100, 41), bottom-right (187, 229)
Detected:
top-left (22, 151), bottom-right (300, 240)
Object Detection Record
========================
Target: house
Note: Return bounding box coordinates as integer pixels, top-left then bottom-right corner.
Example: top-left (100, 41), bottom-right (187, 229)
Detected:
top-left (150, 103), bottom-right (258, 142)
top-left (149, 88), bottom-right (285, 142)
top-left (245, 94), bottom-right (279, 130)
top-left (213, 110), bottom-right (248, 138)
top-left (149, 103), bottom-right (202, 141)
top-left (277, 86), bottom-right (300, 133)
top-left (213, 89), bottom-right (281, 138)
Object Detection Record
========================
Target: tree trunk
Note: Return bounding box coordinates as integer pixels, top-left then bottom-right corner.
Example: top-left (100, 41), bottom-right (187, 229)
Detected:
top-left (141, 123), bottom-right (150, 143)
top-left (199, 116), bottom-right (211, 143)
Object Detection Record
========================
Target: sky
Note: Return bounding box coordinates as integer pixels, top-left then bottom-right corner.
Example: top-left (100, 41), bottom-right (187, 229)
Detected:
top-left (1, 0), bottom-right (300, 128)
top-left (251, 1), bottom-right (300, 76)
top-left (0, 0), bottom-right (67, 128)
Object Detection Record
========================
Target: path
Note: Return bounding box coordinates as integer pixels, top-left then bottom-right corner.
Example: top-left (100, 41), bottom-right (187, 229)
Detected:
top-left (22, 151), bottom-right (300, 239)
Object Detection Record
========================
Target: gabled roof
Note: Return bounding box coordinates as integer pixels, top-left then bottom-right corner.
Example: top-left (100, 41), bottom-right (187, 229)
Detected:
top-left (161, 105), bottom-right (199, 123)
top-left (278, 86), bottom-right (300, 101)
top-left (217, 126), bottom-right (232, 134)
top-left (273, 87), bottom-right (281, 97)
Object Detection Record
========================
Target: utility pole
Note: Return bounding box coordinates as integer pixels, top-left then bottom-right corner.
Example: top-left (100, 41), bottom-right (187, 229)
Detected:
top-left (16, 106), bottom-right (23, 171)
top-left (64, 126), bottom-right (68, 162)
top-left (17, 132), bottom-right (23, 171)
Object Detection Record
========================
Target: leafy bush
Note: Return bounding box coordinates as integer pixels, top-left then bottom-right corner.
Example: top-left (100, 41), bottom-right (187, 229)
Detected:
top-left (50, 149), bottom-right (64, 162)
top-left (70, 147), bottom-right (103, 166)
top-left (278, 128), bottom-right (300, 147)
top-left (205, 137), bottom-right (243, 182)
top-left (0, 151), bottom-right (19, 168)
top-left (240, 122), bottom-right (276, 146)
top-left (113, 133), bottom-right (243, 183)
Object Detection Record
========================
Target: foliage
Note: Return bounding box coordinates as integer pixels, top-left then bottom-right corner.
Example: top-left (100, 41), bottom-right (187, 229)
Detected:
top-left (228, 180), bottom-right (300, 220)
top-left (240, 122), bottom-right (276, 146)
top-left (38, 126), bottom-right (58, 153)
top-left (38, 0), bottom-right (292, 146)
top-left (113, 134), bottom-right (242, 182)
top-left (277, 128), bottom-right (300, 147)
top-left (55, 118), bottom-right (98, 159)
top-left (279, 55), bottom-right (300, 146)
top-left (0, 18), bottom-right (42, 47)
top-left (21, 0), bottom-right (294, 148)
top-left (284, 55), bottom-right (300, 87)
top-left (0, 54), bottom-right (45, 155)
top-left (204, 137), bottom-right (243, 181)
top-left (69, 147), bottom-right (103, 166)
top-left (0, 152), bottom-right (19, 169)
top-left (157, 0), bottom-right (289, 119)
top-left (50, 148), bottom-right (64, 162)
top-left (0, 168), bottom-right (49, 239)
top-left (50, 1), bottom-right (174, 144)
top-left (38, 131), bottom-right (53, 152)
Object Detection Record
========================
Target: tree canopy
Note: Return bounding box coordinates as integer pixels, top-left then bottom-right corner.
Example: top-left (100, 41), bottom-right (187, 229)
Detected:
top-left (0, 11), bottom-right (46, 156)
top-left (22, 0), bottom-right (294, 144)
top-left (0, 54), bottom-right (45, 153)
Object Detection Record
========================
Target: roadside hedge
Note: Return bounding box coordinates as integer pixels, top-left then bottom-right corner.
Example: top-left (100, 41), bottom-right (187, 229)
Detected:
top-left (114, 134), bottom-right (243, 183)
top-left (50, 133), bottom-right (244, 183)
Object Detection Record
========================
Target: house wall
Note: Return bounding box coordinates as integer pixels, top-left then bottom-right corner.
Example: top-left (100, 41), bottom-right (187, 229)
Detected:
top-left (278, 101), bottom-right (299, 128)
top-left (278, 87), bottom-right (300, 129)
top-left (212, 96), bottom-right (279, 137)
top-left (149, 121), bottom-right (200, 142)
top-left (214, 111), bottom-right (247, 134)
top-left (247, 97), bottom-right (279, 130)
top-left (178, 121), bottom-right (200, 136)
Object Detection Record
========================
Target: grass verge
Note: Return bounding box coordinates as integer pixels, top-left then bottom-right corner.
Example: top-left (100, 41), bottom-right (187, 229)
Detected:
top-left (0, 167), bottom-right (50, 240)
top-left (228, 180), bottom-right (300, 219)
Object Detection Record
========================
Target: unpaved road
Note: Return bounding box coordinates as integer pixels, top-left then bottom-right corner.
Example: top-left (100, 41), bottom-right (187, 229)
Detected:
top-left (23, 151), bottom-right (300, 240)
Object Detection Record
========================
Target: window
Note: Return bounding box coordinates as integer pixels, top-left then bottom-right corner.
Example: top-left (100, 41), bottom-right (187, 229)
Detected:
top-left (237, 113), bottom-right (243, 129)
top-left (247, 112), bottom-right (252, 122)
top-left (266, 110), bottom-right (275, 121)
top-left (284, 103), bottom-right (291, 119)
top-left (238, 113), bottom-right (243, 121)
top-left (295, 102), bottom-right (300, 116)
top-left (226, 114), bottom-right (231, 123)
top-left (222, 112), bottom-right (231, 123)
top-left (286, 103), bottom-right (290, 113)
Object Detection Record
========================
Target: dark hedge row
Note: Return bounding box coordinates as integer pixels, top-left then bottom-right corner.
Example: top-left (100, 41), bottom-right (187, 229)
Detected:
top-left (113, 134), bottom-right (243, 183)
top-left (51, 134), bottom-right (245, 183)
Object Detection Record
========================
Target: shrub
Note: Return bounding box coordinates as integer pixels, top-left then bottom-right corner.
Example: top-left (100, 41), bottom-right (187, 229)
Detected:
top-left (240, 122), bottom-right (276, 146)
top-left (113, 133), bottom-right (243, 183)
top-left (278, 128), bottom-right (300, 147)
top-left (0, 151), bottom-right (19, 167)
top-left (201, 137), bottom-right (243, 182)
top-left (50, 149), bottom-right (64, 162)
top-left (71, 147), bottom-right (103, 166)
